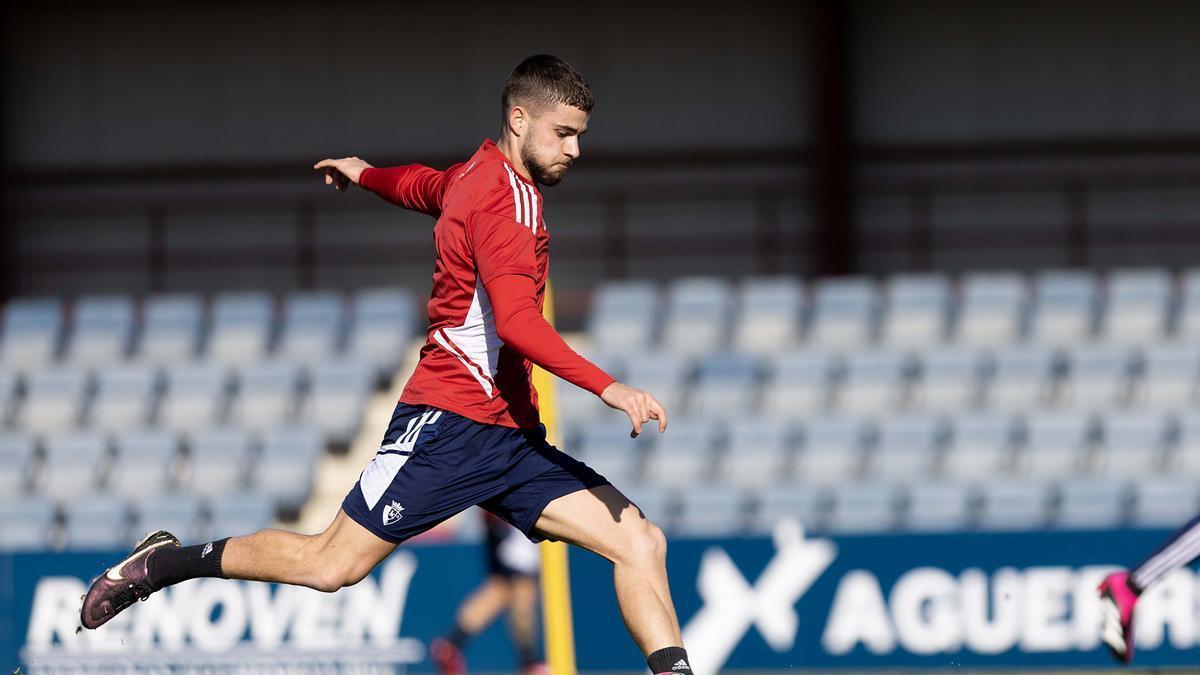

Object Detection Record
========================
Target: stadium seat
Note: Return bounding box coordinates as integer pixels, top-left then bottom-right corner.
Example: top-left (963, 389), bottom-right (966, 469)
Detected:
top-left (588, 280), bottom-right (660, 353)
top-left (1029, 270), bottom-right (1098, 346)
top-left (0, 432), bottom-right (36, 494)
top-left (978, 481), bottom-right (1052, 531)
top-left (1173, 413), bottom-right (1200, 477)
top-left (229, 360), bottom-right (302, 433)
top-left (1060, 343), bottom-right (1134, 411)
top-left (676, 486), bottom-right (747, 537)
top-left (620, 485), bottom-right (675, 533)
top-left (1103, 269), bottom-right (1171, 344)
top-left (159, 363), bottom-right (231, 435)
top-left (942, 413), bottom-right (1017, 480)
top-left (732, 277), bottom-right (803, 353)
top-left (955, 273), bottom-right (1027, 346)
top-left (40, 432), bottom-right (109, 499)
top-left (277, 291), bottom-right (346, 366)
top-left (348, 287), bottom-right (416, 380)
top-left (720, 417), bottom-right (793, 486)
top-left (133, 495), bottom-right (203, 543)
top-left (761, 350), bottom-right (837, 417)
top-left (983, 345), bottom-right (1058, 412)
top-left (689, 353), bottom-right (760, 418)
top-left (109, 429), bottom-right (179, 499)
top-left (66, 295), bottom-right (134, 367)
top-left (827, 482), bottom-right (901, 533)
top-left (808, 277), bottom-right (877, 348)
top-left (905, 482), bottom-right (973, 532)
top-left (0, 369), bottom-right (16, 426)
top-left (0, 497), bottom-right (57, 550)
top-left (185, 428), bottom-right (253, 496)
top-left (1017, 412), bottom-right (1093, 478)
top-left (254, 427), bottom-right (325, 511)
top-left (87, 364), bottom-right (158, 434)
top-left (209, 493), bottom-right (276, 537)
top-left (622, 351), bottom-right (689, 415)
top-left (136, 294), bottom-right (204, 366)
top-left (206, 291), bottom-right (274, 367)
top-left (63, 497), bottom-right (129, 550)
top-left (837, 349), bottom-right (911, 415)
top-left (1132, 480), bottom-right (1200, 527)
top-left (1175, 270), bottom-right (1200, 338)
top-left (1136, 342), bottom-right (1199, 410)
top-left (577, 421), bottom-right (648, 485)
top-left (17, 366), bottom-right (90, 434)
top-left (867, 414), bottom-right (942, 480)
top-left (0, 298), bottom-right (63, 370)
top-left (753, 484), bottom-right (824, 534)
top-left (304, 359), bottom-right (375, 445)
top-left (795, 416), bottom-right (866, 483)
top-left (660, 277), bottom-right (733, 356)
top-left (641, 418), bottom-right (720, 486)
top-left (911, 346), bottom-right (984, 412)
top-left (1094, 411), bottom-right (1169, 478)
top-left (1055, 480), bottom-right (1130, 530)
top-left (881, 275), bottom-right (950, 347)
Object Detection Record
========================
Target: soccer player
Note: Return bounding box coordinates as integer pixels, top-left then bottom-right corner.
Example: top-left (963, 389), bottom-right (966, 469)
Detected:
top-left (429, 512), bottom-right (545, 675)
top-left (1098, 515), bottom-right (1200, 663)
top-left (81, 54), bottom-right (694, 675)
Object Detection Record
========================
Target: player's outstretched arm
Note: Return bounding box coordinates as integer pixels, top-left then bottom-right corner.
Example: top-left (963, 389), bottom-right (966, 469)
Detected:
top-left (313, 157), bottom-right (373, 191)
top-left (600, 381), bottom-right (668, 438)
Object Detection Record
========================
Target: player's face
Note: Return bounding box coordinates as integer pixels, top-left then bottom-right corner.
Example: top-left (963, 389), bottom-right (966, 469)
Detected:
top-left (521, 103), bottom-right (589, 187)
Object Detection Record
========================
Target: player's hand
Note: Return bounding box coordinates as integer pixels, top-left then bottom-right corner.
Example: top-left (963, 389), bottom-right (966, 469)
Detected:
top-left (312, 156), bottom-right (373, 191)
top-left (600, 381), bottom-right (668, 438)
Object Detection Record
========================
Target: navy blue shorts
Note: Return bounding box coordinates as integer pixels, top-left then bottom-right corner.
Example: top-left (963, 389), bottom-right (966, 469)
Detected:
top-left (342, 402), bottom-right (610, 544)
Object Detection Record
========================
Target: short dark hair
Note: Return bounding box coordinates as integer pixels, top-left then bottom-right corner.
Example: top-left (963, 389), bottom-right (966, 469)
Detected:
top-left (500, 54), bottom-right (594, 128)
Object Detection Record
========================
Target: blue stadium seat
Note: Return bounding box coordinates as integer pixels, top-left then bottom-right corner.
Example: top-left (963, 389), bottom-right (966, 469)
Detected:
top-left (1055, 480), bottom-right (1129, 530)
top-left (1176, 270), bottom-right (1200, 339)
top-left (808, 277), bottom-right (877, 348)
top-left (881, 275), bottom-right (950, 347)
top-left (63, 497), bottom-right (129, 550)
top-left (67, 295), bottom-right (134, 367)
top-left (577, 421), bottom-right (648, 485)
top-left (753, 484), bottom-right (824, 534)
top-left (1061, 344), bottom-right (1135, 411)
top-left (955, 273), bottom-right (1027, 346)
top-left (1103, 269), bottom-right (1171, 344)
top-left (619, 485), bottom-right (675, 533)
top-left (206, 291), bottom-right (274, 367)
top-left (689, 353), bottom-right (760, 419)
top-left (1174, 413), bottom-right (1200, 477)
top-left (622, 351), bottom-right (689, 415)
top-left (229, 360), bottom-right (302, 433)
top-left (641, 418), bottom-right (720, 486)
top-left (87, 364), bottom-right (158, 434)
top-left (0, 369), bottom-right (16, 427)
top-left (837, 349), bottom-right (911, 415)
top-left (942, 413), bottom-right (1017, 480)
top-left (1132, 480), bottom-right (1200, 528)
top-left (133, 495), bottom-right (203, 543)
top-left (1029, 271), bottom-right (1098, 346)
top-left (1094, 411), bottom-right (1168, 478)
top-left (278, 291), bottom-right (346, 366)
top-left (978, 481), bottom-right (1052, 531)
top-left (983, 345), bottom-right (1058, 412)
top-left (110, 429), bottom-right (179, 499)
top-left (588, 280), bottom-right (660, 353)
top-left (676, 486), bottom-right (747, 538)
top-left (827, 482), bottom-right (901, 533)
top-left (41, 432), bottom-right (109, 499)
top-left (254, 427), bottom-right (324, 511)
top-left (18, 366), bottom-right (90, 434)
top-left (1137, 342), bottom-right (1199, 410)
top-left (762, 350), bottom-right (837, 417)
top-left (1018, 412), bottom-right (1093, 478)
top-left (348, 287), bottom-right (416, 380)
top-left (0, 497), bottom-right (57, 550)
top-left (136, 294), bottom-right (204, 366)
top-left (0, 298), bottom-right (64, 371)
top-left (796, 416), bottom-right (866, 484)
top-left (305, 359), bottom-right (375, 444)
top-left (159, 363), bottom-right (231, 435)
top-left (720, 417), bottom-right (792, 487)
top-left (905, 482), bottom-right (973, 532)
top-left (911, 346), bottom-right (984, 412)
top-left (209, 493), bottom-right (275, 537)
top-left (732, 278), bottom-right (803, 354)
top-left (185, 428), bottom-right (252, 496)
top-left (868, 415), bottom-right (942, 480)
top-left (661, 277), bottom-right (733, 356)
top-left (0, 432), bottom-right (36, 494)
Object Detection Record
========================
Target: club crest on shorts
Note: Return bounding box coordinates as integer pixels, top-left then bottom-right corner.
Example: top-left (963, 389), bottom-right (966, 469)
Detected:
top-left (382, 500), bottom-right (405, 526)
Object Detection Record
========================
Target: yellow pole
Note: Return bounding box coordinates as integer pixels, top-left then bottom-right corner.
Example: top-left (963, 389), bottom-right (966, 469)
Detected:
top-left (532, 280), bottom-right (577, 675)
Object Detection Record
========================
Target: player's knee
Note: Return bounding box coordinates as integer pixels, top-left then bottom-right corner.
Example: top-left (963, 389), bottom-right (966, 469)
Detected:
top-left (623, 519), bottom-right (667, 569)
top-left (310, 561), bottom-right (372, 593)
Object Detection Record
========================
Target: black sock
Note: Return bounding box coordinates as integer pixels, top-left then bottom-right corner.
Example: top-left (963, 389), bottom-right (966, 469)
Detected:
top-left (147, 538), bottom-right (229, 590)
top-left (647, 646), bottom-right (691, 674)
top-left (446, 624), bottom-right (472, 649)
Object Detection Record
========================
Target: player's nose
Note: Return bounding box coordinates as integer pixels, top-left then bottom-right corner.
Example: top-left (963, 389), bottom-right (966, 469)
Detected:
top-left (563, 137), bottom-right (580, 161)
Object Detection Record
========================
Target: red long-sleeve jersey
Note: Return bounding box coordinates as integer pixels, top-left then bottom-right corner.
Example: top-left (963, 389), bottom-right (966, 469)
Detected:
top-left (360, 139), bottom-right (615, 429)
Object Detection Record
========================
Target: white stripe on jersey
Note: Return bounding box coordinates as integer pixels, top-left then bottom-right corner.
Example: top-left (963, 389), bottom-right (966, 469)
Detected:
top-left (518, 179), bottom-right (532, 230)
top-left (504, 164), bottom-right (524, 225)
top-left (522, 182), bottom-right (539, 233)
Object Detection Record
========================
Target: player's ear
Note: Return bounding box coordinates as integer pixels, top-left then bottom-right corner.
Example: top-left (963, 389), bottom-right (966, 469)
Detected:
top-left (508, 105), bottom-right (528, 137)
